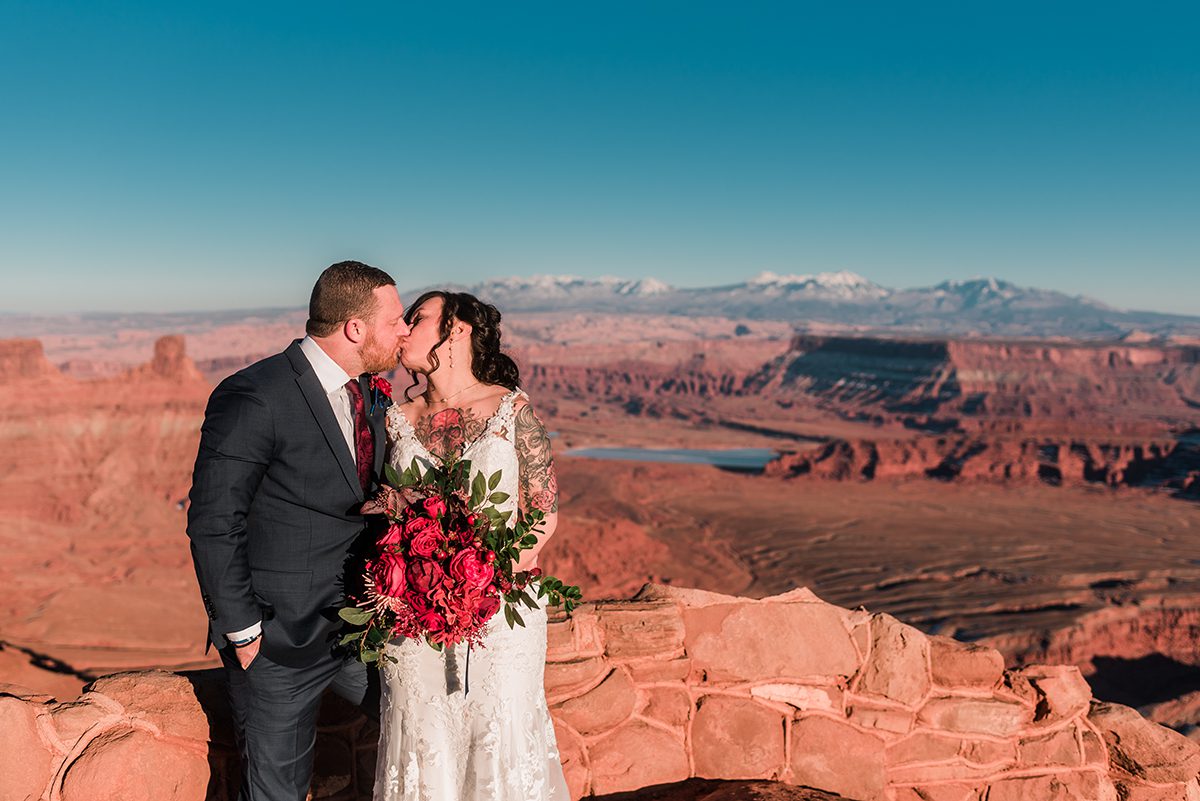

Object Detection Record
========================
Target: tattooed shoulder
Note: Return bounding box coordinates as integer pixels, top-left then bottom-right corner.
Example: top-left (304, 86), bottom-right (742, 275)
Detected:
top-left (413, 406), bottom-right (487, 460)
top-left (513, 399), bottom-right (558, 514)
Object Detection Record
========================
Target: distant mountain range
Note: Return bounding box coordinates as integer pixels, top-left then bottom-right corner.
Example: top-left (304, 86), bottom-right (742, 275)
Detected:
top-left (433, 272), bottom-right (1200, 339)
top-left (5, 273), bottom-right (1199, 341)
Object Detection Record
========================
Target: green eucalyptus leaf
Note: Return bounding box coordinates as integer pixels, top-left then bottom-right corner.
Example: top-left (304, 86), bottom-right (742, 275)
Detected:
top-left (488, 491), bottom-right (510, 504)
top-left (339, 607), bottom-right (373, 626)
top-left (488, 471), bottom-right (502, 490)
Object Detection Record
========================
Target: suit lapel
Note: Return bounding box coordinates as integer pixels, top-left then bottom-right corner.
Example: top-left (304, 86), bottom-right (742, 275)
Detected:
top-left (288, 342), bottom-right (364, 501)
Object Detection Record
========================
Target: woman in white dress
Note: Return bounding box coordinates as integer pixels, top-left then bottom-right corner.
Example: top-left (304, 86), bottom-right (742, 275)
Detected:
top-left (374, 290), bottom-right (570, 801)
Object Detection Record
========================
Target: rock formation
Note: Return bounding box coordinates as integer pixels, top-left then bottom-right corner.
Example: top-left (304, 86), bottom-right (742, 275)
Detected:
top-left (0, 339), bottom-right (62, 383)
top-left (122, 335), bottom-right (206, 383)
top-left (765, 434), bottom-right (1200, 496)
top-left (0, 335), bottom-right (212, 689)
top-left (2, 585), bottom-right (1197, 801)
top-left (749, 335), bottom-right (1200, 436)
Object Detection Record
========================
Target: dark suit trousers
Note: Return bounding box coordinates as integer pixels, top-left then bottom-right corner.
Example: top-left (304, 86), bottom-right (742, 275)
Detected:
top-left (220, 646), bottom-right (375, 801)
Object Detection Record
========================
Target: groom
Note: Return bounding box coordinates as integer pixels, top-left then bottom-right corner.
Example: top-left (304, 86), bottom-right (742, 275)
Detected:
top-left (187, 261), bottom-right (409, 801)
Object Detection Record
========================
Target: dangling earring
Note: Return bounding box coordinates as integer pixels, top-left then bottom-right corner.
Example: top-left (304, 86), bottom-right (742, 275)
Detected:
top-left (448, 340), bottom-right (454, 368)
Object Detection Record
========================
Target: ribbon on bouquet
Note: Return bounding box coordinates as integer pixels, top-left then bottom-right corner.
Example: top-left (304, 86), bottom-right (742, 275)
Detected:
top-left (444, 642), bottom-right (472, 696)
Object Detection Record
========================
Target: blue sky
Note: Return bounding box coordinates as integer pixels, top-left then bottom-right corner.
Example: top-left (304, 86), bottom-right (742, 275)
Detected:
top-left (1, 1), bottom-right (1197, 314)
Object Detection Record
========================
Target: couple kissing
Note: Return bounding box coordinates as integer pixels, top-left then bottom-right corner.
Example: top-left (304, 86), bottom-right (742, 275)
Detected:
top-left (186, 261), bottom-right (569, 801)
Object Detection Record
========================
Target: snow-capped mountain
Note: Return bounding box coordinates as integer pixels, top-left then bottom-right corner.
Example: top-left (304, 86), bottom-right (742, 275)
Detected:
top-left (466, 274), bottom-right (673, 303)
top-left (737, 270), bottom-right (891, 301)
top-left (414, 272), bottom-right (1198, 339)
top-left (9, 273), bottom-right (1196, 343)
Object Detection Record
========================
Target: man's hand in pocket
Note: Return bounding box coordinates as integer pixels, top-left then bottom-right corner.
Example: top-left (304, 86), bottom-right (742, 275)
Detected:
top-left (235, 637), bottom-right (261, 670)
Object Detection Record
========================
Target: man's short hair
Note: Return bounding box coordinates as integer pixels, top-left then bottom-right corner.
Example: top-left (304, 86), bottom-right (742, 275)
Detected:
top-left (306, 261), bottom-right (396, 337)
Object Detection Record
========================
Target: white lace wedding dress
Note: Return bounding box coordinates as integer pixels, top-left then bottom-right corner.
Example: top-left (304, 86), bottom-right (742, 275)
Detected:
top-left (373, 388), bottom-right (570, 801)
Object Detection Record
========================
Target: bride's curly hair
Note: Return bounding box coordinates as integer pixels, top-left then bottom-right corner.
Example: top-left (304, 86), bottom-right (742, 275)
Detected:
top-left (402, 291), bottom-right (520, 400)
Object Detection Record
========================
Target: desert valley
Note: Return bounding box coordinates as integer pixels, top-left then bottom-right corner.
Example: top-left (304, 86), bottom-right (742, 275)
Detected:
top-left (1, 273), bottom-right (1198, 752)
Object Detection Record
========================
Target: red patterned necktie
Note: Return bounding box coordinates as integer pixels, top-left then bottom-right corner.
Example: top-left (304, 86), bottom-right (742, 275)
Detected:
top-left (344, 379), bottom-right (374, 493)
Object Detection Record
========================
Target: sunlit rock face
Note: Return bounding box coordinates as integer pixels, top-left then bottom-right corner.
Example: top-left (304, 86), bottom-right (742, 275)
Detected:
top-left (0, 335), bottom-right (212, 692)
top-left (2, 585), bottom-right (1197, 801)
top-left (0, 338), bottom-right (62, 382)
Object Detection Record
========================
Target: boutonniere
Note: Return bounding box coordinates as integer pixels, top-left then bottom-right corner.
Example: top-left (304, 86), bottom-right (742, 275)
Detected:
top-left (369, 374), bottom-right (393, 413)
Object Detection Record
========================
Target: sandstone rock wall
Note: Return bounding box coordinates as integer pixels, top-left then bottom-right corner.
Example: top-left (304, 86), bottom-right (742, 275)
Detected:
top-left (766, 435), bottom-right (1200, 495)
top-left (751, 335), bottom-right (1200, 435)
top-left (3, 586), bottom-right (1198, 801)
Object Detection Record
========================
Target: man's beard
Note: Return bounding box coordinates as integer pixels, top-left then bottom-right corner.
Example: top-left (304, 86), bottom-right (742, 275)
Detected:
top-left (358, 331), bottom-right (399, 374)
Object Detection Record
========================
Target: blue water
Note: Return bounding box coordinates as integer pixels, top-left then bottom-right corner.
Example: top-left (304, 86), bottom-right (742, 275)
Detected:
top-left (563, 446), bottom-right (778, 471)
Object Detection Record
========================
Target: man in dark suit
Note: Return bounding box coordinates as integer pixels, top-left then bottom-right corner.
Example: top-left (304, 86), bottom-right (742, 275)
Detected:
top-left (187, 261), bottom-right (410, 801)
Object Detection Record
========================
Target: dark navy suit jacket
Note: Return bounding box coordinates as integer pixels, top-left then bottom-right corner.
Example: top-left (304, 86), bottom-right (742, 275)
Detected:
top-left (186, 340), bottom-right (387, 667)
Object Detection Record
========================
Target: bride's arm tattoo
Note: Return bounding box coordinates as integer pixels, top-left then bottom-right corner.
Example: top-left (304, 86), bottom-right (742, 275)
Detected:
top-left (514, 402), bottom-right (558, 515)
top-left (413, 407), bottom-right (487, 460)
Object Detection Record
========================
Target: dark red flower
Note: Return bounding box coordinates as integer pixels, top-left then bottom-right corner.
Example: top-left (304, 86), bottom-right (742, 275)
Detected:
top-left (408, 560), bottom-right (446, 596)
top-left (416, 609), bottom-right (446, 632)
top-left (473, 595), bottom-right (501, 624)
top-left (406, 517), bottom-right (443, 558)
top-left (378, 522), bottom-right (404, 547)
top-left (370, 552), bottom-right (406, 598)
top-left (449, 548), bottom-right (495, 591)
top-left (370, 374), bottom-right (392, 399)
top-left (404, 588), bottom-right (431, 614)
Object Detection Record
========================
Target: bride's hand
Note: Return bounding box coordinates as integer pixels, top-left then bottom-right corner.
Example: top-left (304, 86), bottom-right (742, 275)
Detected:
top-left (515, 548), bottom-right (540, 574)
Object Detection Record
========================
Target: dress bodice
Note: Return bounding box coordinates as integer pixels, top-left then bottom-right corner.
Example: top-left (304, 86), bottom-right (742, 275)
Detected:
top-left (385, 387), bottom-right (525, 520)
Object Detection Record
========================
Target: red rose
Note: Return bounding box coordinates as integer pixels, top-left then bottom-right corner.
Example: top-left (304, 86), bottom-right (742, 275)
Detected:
top-left (417, 608), bottom-right (447, 632)
top-left (473, 595), bottom-right (501, 624)
top-left (406, 517), bottom-right (444, 559)
top-left (378, 522), bottom-right (404, 547)
top-left (422, 497), bottom-right (447, 519)
top-left (370, 374), bottom-right (392, 399)
top-left (407, 560), bottom-right (446, 596)
top-left (404, 588), bottom-right (430, 614)
top-left (449, 548), bottom-right (495, 591)
top-left (528, 567), bottom-right (542, 579)
top-left (370, 552), bottom-right (406, 597)
top-left (404, 514), bottom-right (440, 536)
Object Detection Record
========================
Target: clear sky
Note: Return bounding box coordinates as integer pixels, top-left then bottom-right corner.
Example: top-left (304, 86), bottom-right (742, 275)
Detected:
top-left (1, 1), bottom-right (1196, 314)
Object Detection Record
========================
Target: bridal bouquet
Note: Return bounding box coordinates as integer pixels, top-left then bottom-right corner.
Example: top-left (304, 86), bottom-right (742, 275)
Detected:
top-left (339, 457), bottom-right (582, 663)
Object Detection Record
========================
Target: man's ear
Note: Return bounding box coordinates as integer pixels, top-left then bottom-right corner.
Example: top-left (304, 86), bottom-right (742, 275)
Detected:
top-left (343, 318), bottom-right (366, 344)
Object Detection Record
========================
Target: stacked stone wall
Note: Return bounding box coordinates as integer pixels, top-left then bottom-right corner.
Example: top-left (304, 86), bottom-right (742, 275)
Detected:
top-left (2, 585), bottom-right (1198, 801)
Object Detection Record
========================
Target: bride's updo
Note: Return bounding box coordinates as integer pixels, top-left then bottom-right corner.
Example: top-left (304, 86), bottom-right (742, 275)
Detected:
top-left (403, 290), bottom-right (520, 395)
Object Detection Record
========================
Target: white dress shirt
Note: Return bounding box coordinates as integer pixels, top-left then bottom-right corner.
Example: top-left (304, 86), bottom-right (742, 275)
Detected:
top-left (226, 336), bottom-right (358, 643)
top-left (299, 335), bottom-right (358, 463)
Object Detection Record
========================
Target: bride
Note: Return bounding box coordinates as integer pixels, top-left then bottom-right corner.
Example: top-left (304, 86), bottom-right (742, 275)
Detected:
top-left (374, 290), bottom-right (570, 801)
